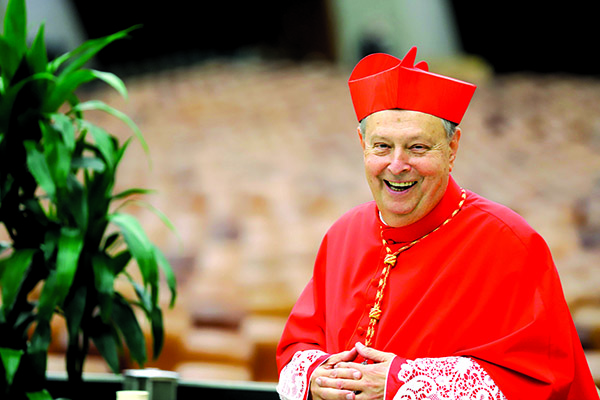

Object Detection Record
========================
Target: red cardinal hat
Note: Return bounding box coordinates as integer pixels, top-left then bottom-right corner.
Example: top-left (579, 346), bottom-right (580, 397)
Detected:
top-left (348, 46), bottom-right (476, 124)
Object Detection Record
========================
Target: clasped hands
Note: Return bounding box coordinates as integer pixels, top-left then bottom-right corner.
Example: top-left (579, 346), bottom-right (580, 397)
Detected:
top-left (310, 342), bottom-right (396, 400)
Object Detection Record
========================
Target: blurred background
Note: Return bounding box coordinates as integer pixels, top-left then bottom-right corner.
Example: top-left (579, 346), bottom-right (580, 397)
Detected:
top-left (1, 0), bottom-right (599, 386)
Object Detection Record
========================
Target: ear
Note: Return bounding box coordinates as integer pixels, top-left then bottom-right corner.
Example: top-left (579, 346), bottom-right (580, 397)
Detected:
top-left (448, 127), bottom-right (461, 172)
top-left (357, 126), bottom-right (365, 150)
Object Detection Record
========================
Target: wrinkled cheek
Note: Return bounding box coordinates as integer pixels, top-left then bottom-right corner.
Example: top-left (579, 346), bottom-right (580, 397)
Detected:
top-left (414, 160), bottom-right (447, 177)
top-left (364, 159), bottom-right (387, 178)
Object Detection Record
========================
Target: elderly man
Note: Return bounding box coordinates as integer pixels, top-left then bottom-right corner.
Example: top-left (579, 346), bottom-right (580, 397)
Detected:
top-left (275, 47), bottom-right (599, 400)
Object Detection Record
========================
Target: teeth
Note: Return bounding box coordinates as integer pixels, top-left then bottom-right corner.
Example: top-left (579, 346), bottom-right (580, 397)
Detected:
top-left (386, 181), bottom-right (416, 191)
top-left (388, 181), bottom-right (415, 188)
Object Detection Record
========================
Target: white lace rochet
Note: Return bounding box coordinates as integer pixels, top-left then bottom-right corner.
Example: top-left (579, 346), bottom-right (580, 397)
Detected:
top-left (278, 351), bottom-right (508, 400)
top-left (395, 356), bottom-right (507, 400)
top-left (277, 350), bottom-right (328, 400)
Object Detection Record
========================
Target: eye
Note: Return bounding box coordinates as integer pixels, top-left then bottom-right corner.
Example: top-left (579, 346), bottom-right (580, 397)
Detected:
top-left (410, 144), bottom-right (429, 152)
top-left (373, 142), bottom-right (391, 150)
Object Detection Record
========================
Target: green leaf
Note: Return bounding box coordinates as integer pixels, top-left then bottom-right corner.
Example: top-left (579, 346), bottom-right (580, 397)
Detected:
top-left (0, 249), bottom-right (35, 317)
top-left (0, 72), bottom-right (54, 133)
top-left (26, 389), bottom-right (54, 400)
top-left (24, 140), bottom-right (56, 199)
top-left (149, 307), bottom-right (164, 359)
top-left (65, 174), bottom-right (89, 232)
top-left (71, 156), bottom-right (106, 172)
top-left (26, 22), bottom-right (48, 74)
top-left (112, 188), bottom-right (157, 200)
top-left (43, 69), bottom-right (98, 112)
top-left (0, 174), bottom-right (12, 203)
top-left (115, 136), bottom-right (132, 166)
top-left (54, 228), bottom-right (84, 303)
top-left (44, 69), bottom-right (128, 112)
top-left (0, 0), bottom-right (26, 86)
top-left (116, 199), bottom-right (178, 241)
top-left (88, 317), bottom-right (119, 373)
top-left (30, 319), bottom-right (51, 353)
top-left (37, 228), bottom-right (83, 321)
top-left (73, 100), bottom-right (149, 159)
top-left (13, 308), bottom-right (35, 336)
top-left (109, 250), bottom-right (131, 276)
top-left (40, 121), bottom-right (71, 190)
top-left (80, 120), bottom-right (118, 171)
top-left (50, 113), bottom-right (76, 152)
top-left (108, 213), bottom-right (158, 296)
top-left (41, 230), bottom-right (59, 262)
top-left (92, 253), bottom-right (115, 322)
top-left (64, 285), bottom-right (86, 341)
top-left (125, 272), bottom-right (151, 313)
top-left (102, 233), bottom-right (120, 251)
top-left (88, 69), bottom-right (128, 100)
top-left (50, 25), bottom-right (140, 76)
top-left (22, 198), bottom-right (50, 225)
top-left (4, 0), bottom-right (27, 52)
top-left (154, 246), bottom-right (177, 308)
top-left (0, 347), bottom-right (23, 386)
top-left (112, 295), bottom-right (147, 365)
top-left (36, 269), bottom-right (58, 320)
top-left (0, 36), bottom-right (20, 86)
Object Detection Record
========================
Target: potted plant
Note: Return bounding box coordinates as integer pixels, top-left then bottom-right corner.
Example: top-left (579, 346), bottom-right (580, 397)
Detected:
top-left (0, 0), bottom-right (177, 398)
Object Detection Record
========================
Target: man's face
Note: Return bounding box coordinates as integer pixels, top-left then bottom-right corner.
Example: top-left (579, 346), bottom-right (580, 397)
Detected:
top-left (360, 109), bottom-right (460, 227)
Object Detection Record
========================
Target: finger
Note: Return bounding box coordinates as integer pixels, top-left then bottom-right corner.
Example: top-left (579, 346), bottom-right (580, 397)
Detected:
top-left (334, 347), bottom-right (359, 363)
top-left (329, 367), bottom-right (362, 380)
top-left (354, 342), bottom-right (395, 363)
top-left (313, 386), bottom-right (356, 400)
top-left (316, 377), bottom-right (364, 394)
top-left (315, 377), bottom-right (351, 390)
top-left (333, 361), bottom-right (363, 370)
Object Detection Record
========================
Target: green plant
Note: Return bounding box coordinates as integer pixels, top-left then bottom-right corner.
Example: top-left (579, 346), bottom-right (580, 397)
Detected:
top-left (0, 1), bottom-right (177, 399)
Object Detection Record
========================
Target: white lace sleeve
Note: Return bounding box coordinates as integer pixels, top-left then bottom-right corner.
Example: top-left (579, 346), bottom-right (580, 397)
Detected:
top-left (277, 350), bottom-right (328, 400)
top-left (394, 356), bottom-right (508, 399)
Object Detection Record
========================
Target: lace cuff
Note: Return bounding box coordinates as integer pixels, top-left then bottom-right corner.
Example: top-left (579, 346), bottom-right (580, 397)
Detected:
top-left (277, 349), bottom-right (329, 400)
top-left (388, 356), bottom-right (508, 400)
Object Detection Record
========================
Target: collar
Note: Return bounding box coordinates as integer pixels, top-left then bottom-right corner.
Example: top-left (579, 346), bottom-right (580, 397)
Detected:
top-left (377, 176), bottom-right (463, 244)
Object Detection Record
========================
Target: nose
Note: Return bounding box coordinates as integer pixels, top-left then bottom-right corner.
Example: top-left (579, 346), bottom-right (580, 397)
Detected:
top-left (387, 152), bottom-right (411, 175)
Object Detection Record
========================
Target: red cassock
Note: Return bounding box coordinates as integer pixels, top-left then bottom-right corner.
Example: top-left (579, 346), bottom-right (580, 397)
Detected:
top-left (276, 176), bottom-right (598, 399)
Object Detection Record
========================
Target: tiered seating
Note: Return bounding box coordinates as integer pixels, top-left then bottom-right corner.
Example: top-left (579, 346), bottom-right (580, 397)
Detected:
top-left (4, 56), bottom-right (598, 385)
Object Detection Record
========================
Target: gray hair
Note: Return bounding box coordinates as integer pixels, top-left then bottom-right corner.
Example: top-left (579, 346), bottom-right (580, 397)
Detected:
top-left (359, 113), bottom-right (458, 141)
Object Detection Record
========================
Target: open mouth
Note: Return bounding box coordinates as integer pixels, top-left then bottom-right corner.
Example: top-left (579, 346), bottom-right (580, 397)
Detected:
top-left (384, 180), bottom-right (417, 192)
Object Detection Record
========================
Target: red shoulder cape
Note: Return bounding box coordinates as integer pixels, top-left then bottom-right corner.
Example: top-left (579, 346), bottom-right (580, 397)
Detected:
top-left (277, 177), bottom-right (598, 399)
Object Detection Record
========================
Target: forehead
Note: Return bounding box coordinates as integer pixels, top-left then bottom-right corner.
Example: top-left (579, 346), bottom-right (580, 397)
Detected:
top-left (365, 110), bottom-right (445, 139)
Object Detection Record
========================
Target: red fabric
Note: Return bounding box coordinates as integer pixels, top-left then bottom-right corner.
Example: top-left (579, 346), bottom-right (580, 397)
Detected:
top-left (386, 356), bottom-right (408, 399)
top-left (347, 47), bottom-right (477, 123)
top-left (276, 176), bottom-right (598, 399)
top-left (304, 354), bottom-right (330, 400)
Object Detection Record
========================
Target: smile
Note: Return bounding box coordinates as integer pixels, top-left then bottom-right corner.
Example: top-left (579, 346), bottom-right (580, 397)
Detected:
top-left (384, 180), bottom-right (417, 192)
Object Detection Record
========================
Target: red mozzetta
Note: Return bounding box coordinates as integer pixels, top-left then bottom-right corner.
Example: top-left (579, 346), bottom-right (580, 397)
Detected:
top-left (276, 176), bottom-right (598, 399)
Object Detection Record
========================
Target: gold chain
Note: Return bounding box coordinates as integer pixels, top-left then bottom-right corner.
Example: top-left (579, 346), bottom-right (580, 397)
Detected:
top-left (364, 189), bottom-right (467, 347)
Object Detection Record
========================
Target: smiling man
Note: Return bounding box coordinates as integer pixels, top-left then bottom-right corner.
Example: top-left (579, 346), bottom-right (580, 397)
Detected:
top-left (275, 47), bottom-right (599, 400)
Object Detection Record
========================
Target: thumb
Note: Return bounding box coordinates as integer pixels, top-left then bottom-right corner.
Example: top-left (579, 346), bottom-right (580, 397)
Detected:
top-left (329, 347), bottom-right (358, 364)
top-left (355, 342), bottom-right (395, 363)
top-left (339, 347), bottom-right (359, 362)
